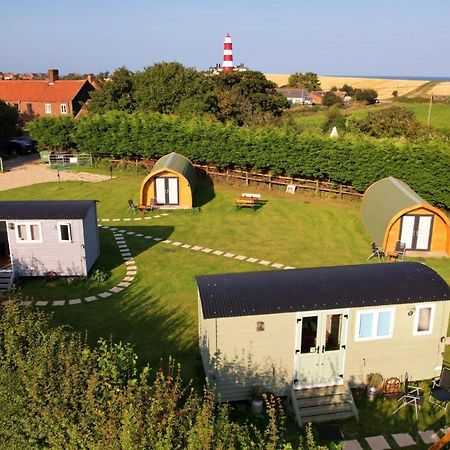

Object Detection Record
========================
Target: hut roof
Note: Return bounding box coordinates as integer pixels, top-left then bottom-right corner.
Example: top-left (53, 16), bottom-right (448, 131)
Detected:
top-left (197, 262), bottom-right (450, 319)
top-left (361, 177), bottom-right (427, 246)
top-left (149, 152), bottom-right (196, 190)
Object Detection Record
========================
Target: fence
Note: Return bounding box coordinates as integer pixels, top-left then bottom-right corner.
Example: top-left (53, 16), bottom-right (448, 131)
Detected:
top-left (49, 153), bottom-right (93, 168)
top-left (108, 157), bottom-right (363, 199)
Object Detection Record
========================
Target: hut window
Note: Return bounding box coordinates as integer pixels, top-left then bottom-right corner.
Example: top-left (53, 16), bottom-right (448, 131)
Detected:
top-left (58, 223), bottom-right (72, 242)
top-left (355, 309), bottom-right (394, 341)
top-left (15, 223), bottom-right (42, 243)
top-left (413, 304), bottom-right (435, 336)
top-left (256, 321), bottom-right (265, 332)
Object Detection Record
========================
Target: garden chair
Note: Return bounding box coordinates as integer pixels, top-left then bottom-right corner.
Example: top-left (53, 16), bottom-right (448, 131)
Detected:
top-left (430, 367), bottom-right (450, 411)
top-left (367, 242), bottom-right (385, 261)
top-left (395, 241), bottom-right (406, 261)
top-left (392, 374), bottom-right (423, 420)
top-left (126, 199), bottom-right (139, 215)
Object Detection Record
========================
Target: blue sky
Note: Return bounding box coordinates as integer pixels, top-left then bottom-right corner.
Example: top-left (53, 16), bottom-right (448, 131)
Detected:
top-left (1, 0), bottom-right (449, 77)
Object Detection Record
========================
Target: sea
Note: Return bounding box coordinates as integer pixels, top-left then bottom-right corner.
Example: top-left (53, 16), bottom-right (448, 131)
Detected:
top-left (327, 75), bottom-right (450, 82)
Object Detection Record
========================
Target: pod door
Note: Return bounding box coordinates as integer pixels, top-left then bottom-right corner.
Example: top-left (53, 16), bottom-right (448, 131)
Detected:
top-left (400, 215), bottom-right (433, 251)
top-left (0, 221), bottom-right (11, 269)
top-left (294, 309), bottom-right (349, 388)
top-left (154, 177), bottom-right (179, 205)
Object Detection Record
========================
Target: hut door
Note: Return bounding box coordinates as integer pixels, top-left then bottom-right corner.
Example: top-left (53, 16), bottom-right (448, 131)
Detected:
top-left (400, 215), bottom-right (433, 251)
top-left (294, 310), bottom-right (348, 388)
top-left (155, 178), bottom-right (179, 205)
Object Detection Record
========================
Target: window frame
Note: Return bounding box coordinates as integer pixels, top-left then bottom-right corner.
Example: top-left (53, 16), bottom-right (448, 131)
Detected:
top-left (57, 222), bottom-right (72, 243)
top-left (45, 103), bottom-right (52, 114)
top-left (355, 308), bottom-right (395, 342)
top-left (413, 303), bottom-right (435, 336)
top-left (60, 103), bottom-right (67, 114)
top-left (15, 222), bottom-right (43, 243)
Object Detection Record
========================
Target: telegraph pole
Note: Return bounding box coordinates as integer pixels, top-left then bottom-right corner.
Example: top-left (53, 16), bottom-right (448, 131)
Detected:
top-left (427, 93), bottom-right (433, 126)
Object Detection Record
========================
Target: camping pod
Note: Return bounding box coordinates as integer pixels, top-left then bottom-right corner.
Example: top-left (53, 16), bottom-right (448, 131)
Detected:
top-left (140, 152), bottom-right (197, 209)
top-left (197, 263), bottom-right (450, 425)
top-left (361, 177), bottom-right (450, 257)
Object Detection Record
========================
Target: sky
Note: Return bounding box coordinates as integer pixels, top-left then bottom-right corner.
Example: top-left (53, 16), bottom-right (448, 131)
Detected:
top-left (1, 0), bottom-right (450, 77)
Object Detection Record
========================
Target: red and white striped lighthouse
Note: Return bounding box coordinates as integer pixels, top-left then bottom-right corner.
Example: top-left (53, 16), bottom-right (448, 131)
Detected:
top-left (222, 33), bottom-right (234, 72)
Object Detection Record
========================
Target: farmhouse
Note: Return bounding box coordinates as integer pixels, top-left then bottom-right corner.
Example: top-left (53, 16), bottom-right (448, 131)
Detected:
top-left (0, 69), bottom-right (95, 118)
top-left (361, 176), bottom-right (450, 256)
top-left (0, 200), bottom-right (99, 290)
top-left (140, 152), bottom-right (197, 209)
top-left (277, 88), bottom-right (311, 105)
top-left (197, 262), bottom-right (450, 424)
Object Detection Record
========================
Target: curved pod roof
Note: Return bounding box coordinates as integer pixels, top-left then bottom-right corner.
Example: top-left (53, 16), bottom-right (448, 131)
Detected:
top-left (361, 176), bottom-right (447, 247)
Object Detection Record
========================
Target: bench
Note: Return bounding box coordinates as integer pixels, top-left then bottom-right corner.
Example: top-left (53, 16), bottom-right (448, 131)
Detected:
top-left (236, 194), bottom-right (264, 210)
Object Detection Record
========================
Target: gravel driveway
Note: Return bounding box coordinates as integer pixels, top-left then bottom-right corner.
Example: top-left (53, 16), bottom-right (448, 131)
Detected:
top-left (0, 155), bottom-right (111, 191)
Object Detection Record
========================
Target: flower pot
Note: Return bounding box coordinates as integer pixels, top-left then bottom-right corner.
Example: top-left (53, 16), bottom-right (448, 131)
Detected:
top-left (251, 398), bottom-right (264, 414)
top-left (367, 386), bottom-right (379, 401)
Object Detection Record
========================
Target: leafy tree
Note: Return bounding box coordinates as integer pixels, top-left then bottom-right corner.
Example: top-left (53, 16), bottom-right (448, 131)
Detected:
top-left (341, 84), bottom-right (355, 96)
top-left (330, 86), bottom-right (338, 92)
top-left (348, 106), bottom-right (427, 138)
top-left (392, 90), bottom-right (398, 98)
top-left (26, 116), bottom-right (76, 150)
top-left (322, 91), bottom-right (343, 107)
top-left (354, 88), bottom-right (378, 104)
top-left (0, 100), bottom-right (20, 146)
top-left (88, 66), bottom-right (136, 113)
top-left (213, 71), bottom-right (289, 125)
top-left (322, 105), bottom-right (346, 132)
top-left (287, 72), bottom-right (321, 91)
top-left (133, 62), bottom-right (216, 114)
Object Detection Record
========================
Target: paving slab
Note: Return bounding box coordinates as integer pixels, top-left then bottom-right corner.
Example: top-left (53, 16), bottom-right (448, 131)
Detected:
top-left (341, 440), bottom-right (363, 450)
top-left (35, 301), bottom-right (48, 306)
top-left (135, 233), bottom-right (144, 236)
top-left (192, 246), bottom-right (203, 251)
top-left (112, 218), bottom-right (120, 222)
top-left (161, 213), bottom-right (169, 216)
top-left (118, 244), bottom-right (128, 249)
top-left (247, 257), bottom-right (258, 263)
top-left (145, 235), bottom-right (154, 239)
top-left (126, 265), bottom-right (137, 271)
top-left (182, 244), bottom-right (192, 248)
top-left (365, 436), bottom-right (390, 450)
top-left (123, 257), bottom-right (134, 261)
top-left (271, 263), bottom-right (284, 269)
top-left (126, 231), bottom-right (135, 235)
top-left (109, 227), bottom-right (118, 230)
top-left (118, 229), bottom-right (126, 233)
top-left (259, 260), bottom-right (270, 265)
top-left (162, 240), bottom-right (172, 244)
top-left (19, 301), bottom-right (32, 306)
top-left (392, 434), bottom-right (416, 447)
top-left (172, 242), bottom-right (182, 246)
top-left (133, 218), bottom-right (142, 221)
top-left (213, 250), bottom-right (224, 255)
top-left (418, 431), bottom-right (440, 444)
top-left (101, 218), bottom-right (110, 222)
top-left (68, 299), bottom-right (82, 305)
top-left (120, 252), bottom-right (132, 257)
top-left (98, 292), bottom-right (112, 298)
top-left (123, 276), bottom-right (135, 282)
top-left (284, 266), bottom-right (295, 270)
top-left (125, 260), bottom-right (136, 265)
top-left (84, 296), bottom-right (98, 302)
top-left (154, 215), bottom-right (161, 218)
top-left (123, 218), bottom-right (131, 221)
top-left (126, 270), bottom-right (137, 276)
top-left (117, 282), bottom-right (131, 288)
top-left (234, 255), bottom-right (246, 260)
top-left (224, 252), bottom-right (235, 258)
top-left (202, 248), bottom-right (213, 253)
top-left (144, 217), bottom-right (152, 220)
top-left (153, 237), bottom-right (163, 241)
top-left (53, 300), bottom-right (66, 306)
top-left (109, 287), bottom-right (124, 294)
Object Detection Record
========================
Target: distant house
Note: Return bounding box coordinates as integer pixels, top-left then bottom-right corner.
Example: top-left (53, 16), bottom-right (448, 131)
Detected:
top-left (0, 200), bottom-right (100, 291)
top-left (197, 262), bottom-right (450, 425)
top-left (309, 91), bottom-right (325, 105)
top-left (0, 69), bottom-right (95, 118)
top-left (277, 88), bottom-right (311, 105)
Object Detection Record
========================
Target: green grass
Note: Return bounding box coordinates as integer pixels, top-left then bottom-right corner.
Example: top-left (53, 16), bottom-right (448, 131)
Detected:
top-left (402, 102), bottom-right (450, 134)
top-left (2, 169), bottom-right (450, 440)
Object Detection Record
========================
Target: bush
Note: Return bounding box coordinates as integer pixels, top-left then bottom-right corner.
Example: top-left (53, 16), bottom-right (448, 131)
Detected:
top-left (27, 112), bottom-right (450, 208)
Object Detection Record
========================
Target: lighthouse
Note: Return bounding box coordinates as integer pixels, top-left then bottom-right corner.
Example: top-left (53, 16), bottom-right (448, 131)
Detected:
top-left (222, 33), bottom-right (234, 72)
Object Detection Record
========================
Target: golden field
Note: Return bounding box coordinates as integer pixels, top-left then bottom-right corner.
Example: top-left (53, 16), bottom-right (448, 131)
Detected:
top-left (266, 74), bottom-right (450, 99)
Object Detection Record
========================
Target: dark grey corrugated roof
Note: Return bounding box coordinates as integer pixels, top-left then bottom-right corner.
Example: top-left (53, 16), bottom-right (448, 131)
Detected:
top-left (197, 262), bottom-right (450, 319)
top-left (0, 200), bottom-right (96, 220)
top-left (361, 177), bottom-right (426, 246)
top-left (150, 152), bottom-right (196, 191)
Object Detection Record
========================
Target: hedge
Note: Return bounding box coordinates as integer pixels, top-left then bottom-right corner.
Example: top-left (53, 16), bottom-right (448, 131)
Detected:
top-left (27, 112), bottom-right (450, 208)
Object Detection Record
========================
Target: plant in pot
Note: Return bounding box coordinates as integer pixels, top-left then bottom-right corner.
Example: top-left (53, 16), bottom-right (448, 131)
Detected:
top-left (366, 373), bottom-right (383, 401)
top-left (250, 386), bottom-right (265, 414)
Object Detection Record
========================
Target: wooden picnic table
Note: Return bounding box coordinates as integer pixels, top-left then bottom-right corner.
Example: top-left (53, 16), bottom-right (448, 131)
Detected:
top-left (235, 193), bottom-right (264, 210)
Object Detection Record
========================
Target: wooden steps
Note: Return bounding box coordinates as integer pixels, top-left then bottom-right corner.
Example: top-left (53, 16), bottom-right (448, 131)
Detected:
top-left (290, 383), bottom-right (358, 426)
top-left (0, 270), bottom-right (14, 292)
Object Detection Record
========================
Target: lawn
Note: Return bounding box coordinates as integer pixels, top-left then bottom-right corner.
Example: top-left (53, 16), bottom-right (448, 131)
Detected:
top-left (2, 169), bottom-right (450, 442)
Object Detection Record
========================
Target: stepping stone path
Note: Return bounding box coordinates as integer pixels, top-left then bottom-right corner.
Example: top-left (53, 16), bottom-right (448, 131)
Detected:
top-left (6, 211), bottom-right (296, 308)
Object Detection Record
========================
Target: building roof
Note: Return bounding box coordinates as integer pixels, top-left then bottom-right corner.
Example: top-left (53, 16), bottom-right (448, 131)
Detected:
top-left (277, 88), bottom-right (310, 98)
top-left (361, 177), bottom-right (427, 246)
top-left (149, 152), bottom-right (197, 190)
top-left (197, 262), bottom-right (450, 319)
top-left (0, 200), bottom-right (97, 220)
top-left (0, 80), bottom-right (91, 103)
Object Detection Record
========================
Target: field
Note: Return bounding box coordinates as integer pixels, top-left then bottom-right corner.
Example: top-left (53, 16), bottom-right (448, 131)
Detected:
top-left (2, 169), bottom-right (450, 440)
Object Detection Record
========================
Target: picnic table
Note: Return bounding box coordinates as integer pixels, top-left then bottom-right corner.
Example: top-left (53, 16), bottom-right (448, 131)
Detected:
top-left (235, 193), bottom-right (263, 210)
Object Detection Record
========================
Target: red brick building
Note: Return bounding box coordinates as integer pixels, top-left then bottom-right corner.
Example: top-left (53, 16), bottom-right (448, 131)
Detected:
top-left (0, 69), bottom-right (95, 118)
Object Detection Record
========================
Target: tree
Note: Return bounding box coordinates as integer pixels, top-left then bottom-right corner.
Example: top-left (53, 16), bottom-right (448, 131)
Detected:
top-left (322, 91), bottom-right (343, 107)
top-left (88, 66), bottom-right (136, 113)
top-left (26, 116), bottom-right (76, 150)
top-left (287, 72), bottom-right (321, 91)
top-left (341, 84), bottom-right (355, 96)
top-left (133, 62), bottom-right (216, 114)
top-left (348, 106), bottom-right (427, 138)
top-left (354, 88), bottom-right (378, 105)
top-left (213, 71), bottom-right (289, 125)
top-left (322, 105), bottom-right (346, 132)
top-left (0, 100), bottom-right (20, 146)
